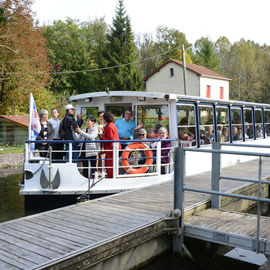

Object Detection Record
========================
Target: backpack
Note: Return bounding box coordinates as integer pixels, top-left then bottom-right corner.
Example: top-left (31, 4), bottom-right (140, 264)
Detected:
top-left (58, 120), bottom-right (65, 138)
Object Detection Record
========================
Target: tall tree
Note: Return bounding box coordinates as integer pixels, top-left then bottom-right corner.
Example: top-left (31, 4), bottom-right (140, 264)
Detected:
top-left (155, 26), bottom-right (192, 65)
top-left (105, 0), bottom-right (143, 91)
top-left (42, 17), bottom-right (108, 95)
top-left (227, 39), bottom-right (264, 102)
top-left (215, 36), bottom-right (231, 74)
top-left (137, 33), bottom-right (160, 79)
top-left (0, 0), bottom-right (55, 114)
top-left (194, 37), bottom-right (221, 72)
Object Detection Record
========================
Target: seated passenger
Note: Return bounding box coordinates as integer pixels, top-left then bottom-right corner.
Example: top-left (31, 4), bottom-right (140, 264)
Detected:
top-left (245, 122), bottom-right (253, 139)
top-left (134, 128), bottom-right (149, 166)
top-left (232, 126), bottom-right (239, 141)
top-left (147, 127), bottom-right (158, 139)
top-left (205, 126), bottom-right (214, 143)
top-left (256, 124), bottom-right (263, 138)
top-left (178, 127), bottom-right (191, 147)
top-left (152, 127), bottom-right (172, 174)
top-left (219, 127), bottom-right (229, 142)
top-left (200, 126), bottom-right (210, 145)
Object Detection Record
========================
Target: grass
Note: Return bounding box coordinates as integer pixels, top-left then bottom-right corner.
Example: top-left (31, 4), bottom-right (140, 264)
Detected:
top-left (0, 144), bottom-right (24, 154)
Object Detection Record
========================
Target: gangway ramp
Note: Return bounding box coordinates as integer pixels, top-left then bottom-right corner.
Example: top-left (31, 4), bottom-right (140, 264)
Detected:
top-left (184, 209), bottom-right (270, 255)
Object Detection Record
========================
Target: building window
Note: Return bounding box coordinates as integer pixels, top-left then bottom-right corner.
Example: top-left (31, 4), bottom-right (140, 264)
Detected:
top-left (170, 68), bottom-right (174, 77)
top-left (206, 85), bottom-right (211, 98)
top-left (220, 87), bottom-right (224, 99)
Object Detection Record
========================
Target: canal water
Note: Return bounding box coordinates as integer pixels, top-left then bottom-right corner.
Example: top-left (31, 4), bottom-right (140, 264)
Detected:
top-left (0, 169), bottom-right (266, 269)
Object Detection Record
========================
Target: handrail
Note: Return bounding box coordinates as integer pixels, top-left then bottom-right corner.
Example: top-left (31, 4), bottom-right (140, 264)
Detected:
top-left (173, 142), bottom-right (270, 255)
top-left (26, 138), bottom-right (176, 143)
top-left (24, 138), bottom-right (176, 178)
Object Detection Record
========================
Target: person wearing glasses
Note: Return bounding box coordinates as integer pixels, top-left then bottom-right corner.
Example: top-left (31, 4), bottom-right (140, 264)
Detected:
top-left (132, 128), bottom-right (149, 167)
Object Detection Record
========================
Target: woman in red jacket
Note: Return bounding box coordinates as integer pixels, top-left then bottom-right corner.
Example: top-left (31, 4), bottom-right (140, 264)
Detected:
top-left (100, 112), bottom-right (121, 178)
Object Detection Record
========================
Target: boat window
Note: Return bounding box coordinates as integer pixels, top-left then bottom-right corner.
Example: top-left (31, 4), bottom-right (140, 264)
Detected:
top-left (244, 108), bottom-right (254, 139)
top-left (255, 109), bottom-right (263, 138)
top-left (265, 110), bottom-right (270, 136)
top-left (105, 105), bottom-right (132, 121)
top-left (82, 107), bottom-right (99, 117)
top-left (231, 107), bottom-right (242, 141)
top-left (177, 104), bottom-right (196, 147)
top-left (216, 106), bottom-right (229, 143)
top-left (199, 105), bottom-right (214, 145)
top-left (137, 105), bottom-right (169, 136)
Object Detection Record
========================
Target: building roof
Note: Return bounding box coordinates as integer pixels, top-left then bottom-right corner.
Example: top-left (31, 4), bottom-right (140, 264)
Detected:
top-left (0, 115), bottom-right (29, 128)
top-left (144, 58), bottom-right (231, 81)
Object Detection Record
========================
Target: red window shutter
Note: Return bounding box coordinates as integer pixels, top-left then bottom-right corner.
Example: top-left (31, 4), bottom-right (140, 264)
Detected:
top-left (220, 87), bottom-right (224, 99)
top-left (206, 85), bottom-right (211, 98)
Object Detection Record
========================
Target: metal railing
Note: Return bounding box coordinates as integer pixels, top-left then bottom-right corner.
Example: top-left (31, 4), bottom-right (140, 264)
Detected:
top-left (174, 142), bottom-right (270, 255)
top-left (25, 138), bottom-right (175, 179)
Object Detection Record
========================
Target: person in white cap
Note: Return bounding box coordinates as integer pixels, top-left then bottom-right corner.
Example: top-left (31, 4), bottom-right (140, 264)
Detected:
top-left (63, 104), bottom-right (83, 162)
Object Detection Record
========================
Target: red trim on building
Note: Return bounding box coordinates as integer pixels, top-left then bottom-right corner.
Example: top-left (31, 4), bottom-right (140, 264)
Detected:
top-left (206, 85), bottom-right (211, 98)
top-left (220, 87), bottom-right (224, 99)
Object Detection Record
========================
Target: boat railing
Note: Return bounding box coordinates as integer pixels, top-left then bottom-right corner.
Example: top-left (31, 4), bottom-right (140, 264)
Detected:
top-left (25, 138), bottom-right (176, 179)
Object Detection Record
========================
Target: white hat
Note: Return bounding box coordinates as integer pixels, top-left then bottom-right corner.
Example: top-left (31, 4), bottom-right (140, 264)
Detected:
top-left (65, 104), bottom-right (75, 110)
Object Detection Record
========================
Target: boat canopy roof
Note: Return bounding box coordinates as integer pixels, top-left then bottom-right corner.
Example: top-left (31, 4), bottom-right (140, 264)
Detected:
top-left (68, 91), bottom-right (178, 102)
top-left (68, 90), bottom-right (270, 109)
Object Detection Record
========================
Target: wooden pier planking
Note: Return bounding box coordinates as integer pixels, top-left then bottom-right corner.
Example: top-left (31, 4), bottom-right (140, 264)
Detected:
top-left (185, 208), bottom-right (270, 240)
top-left (1, 158), bottom-right (270, 269)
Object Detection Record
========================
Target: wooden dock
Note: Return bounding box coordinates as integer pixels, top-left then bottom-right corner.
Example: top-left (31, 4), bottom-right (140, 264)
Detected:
top-left (1, 158), bottom-right (270, 269)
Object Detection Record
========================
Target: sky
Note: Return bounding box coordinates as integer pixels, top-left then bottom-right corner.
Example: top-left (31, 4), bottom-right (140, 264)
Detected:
top-left (32, 0), bottom-right (270, 45)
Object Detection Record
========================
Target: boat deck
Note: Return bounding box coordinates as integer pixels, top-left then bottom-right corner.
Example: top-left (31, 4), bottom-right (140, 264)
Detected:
top-left (1, 158), bottom-right (270, 269)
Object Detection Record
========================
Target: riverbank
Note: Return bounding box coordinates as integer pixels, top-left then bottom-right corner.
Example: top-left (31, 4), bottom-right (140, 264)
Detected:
top-left (0, 152), bottom-right (24, 169)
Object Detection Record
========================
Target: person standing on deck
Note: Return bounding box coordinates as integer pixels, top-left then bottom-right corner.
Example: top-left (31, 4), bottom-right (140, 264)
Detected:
top-left (48, 109), bottom-right (64, 162)
top-left (115, 109), bottom-right (142, 150)
top-left (100, 112), bottom-right (121, 178)
top-left (63, 104), bottom-right (83, 162)
top-left (35, 109), bottom-right (55, 157)
top-left (74, 116), bottom-right (99, 179)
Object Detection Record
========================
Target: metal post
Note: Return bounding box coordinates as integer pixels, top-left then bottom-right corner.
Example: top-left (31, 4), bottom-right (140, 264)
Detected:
top-left (49, 146), bottom-right (52, 189)
top-left (156, 141), bottom-right (161, 175)
top-left (173, 147), bottom-right (185, 252)
top-left (69, 142), bottom-right (72, 163)
top-left (113, 142), bottom-right (119, 179)
top-left (211, 142), bottom-right (221, 208)
top-left (182, 44), bottom-right (188, 96)
top-left (25, 142), bottom-right (29, 162)
top-left (256, 156), bottom-right (262, 252)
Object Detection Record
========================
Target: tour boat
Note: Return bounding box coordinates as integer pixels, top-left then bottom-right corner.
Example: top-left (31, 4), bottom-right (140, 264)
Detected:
top-left (20, 91), bottom-right (270, 204)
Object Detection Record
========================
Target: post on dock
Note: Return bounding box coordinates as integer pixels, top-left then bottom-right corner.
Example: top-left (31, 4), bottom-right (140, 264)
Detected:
top-left (211, 142), bottom-right (221, 208)
top-left (173, 147), bottom-right (185, 253)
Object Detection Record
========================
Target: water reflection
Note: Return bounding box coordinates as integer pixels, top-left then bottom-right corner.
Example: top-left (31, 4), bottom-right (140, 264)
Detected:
top-left (0, 171), bottom-right (25, 223)
top-left (0, 168), bottom-right (79, 223)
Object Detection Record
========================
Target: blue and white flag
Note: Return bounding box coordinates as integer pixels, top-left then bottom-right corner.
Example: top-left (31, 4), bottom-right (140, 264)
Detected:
top-left (28, 93), bottom-right (41, 151)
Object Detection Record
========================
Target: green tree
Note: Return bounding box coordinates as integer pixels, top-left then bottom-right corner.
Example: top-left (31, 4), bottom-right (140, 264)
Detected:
top-left (137, 33), bottom-right (160, 79)
top-left (194, 37), bottom-right (221, 72)
top-left (0, 0), bottom-right (55, 114)
top-left (155, 26), bottom-right (192, 65)
top-left (105, 0), bottom-right (143, 91)
top-left (42, 17), bottom-right (108, 95)
top-left (215, 36), bottom-right (231, 73)
top-left (228, 39), bottom-right (264, 102)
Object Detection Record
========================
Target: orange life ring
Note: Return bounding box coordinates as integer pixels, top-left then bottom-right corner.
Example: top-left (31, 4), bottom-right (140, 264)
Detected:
top-left (121, 143), bottom-right (153, 174)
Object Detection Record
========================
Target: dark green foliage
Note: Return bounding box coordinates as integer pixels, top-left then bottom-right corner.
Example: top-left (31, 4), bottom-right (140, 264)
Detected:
top-left (193, 37), bottom-right (221, 72)
top-left (42, 18), bottom-right (108, 95)
top-left (104, 0), bottom-right (143, 91)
